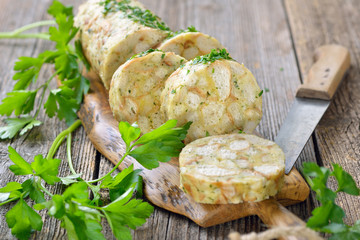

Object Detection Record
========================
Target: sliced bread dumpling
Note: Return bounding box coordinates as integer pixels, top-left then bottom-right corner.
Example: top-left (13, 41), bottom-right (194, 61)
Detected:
top-left (180, 134), bottom-right (285, 204)
top-left (75, 0), bottom-right (169, 89)
top-left (160, 50), bottom-right (263, 143)
top-left (159, 31), bottom-right (224, 60)
top-left (109, 50), bottom-right (187, 133)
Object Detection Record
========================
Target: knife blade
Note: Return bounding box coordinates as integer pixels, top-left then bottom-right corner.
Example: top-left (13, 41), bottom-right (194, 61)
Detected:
top-left (274, 45), bottom-right (351, 174)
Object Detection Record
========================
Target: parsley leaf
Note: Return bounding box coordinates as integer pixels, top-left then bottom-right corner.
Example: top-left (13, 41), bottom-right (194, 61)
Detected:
top-left (167, 25), bottom-right (198, 39)
top-left (6, 198), bottom-right (43, 240)
top-left (332, 163), bottom-right (360, 195)
top-left (49, 88), bottom-right (79, 125)
top-left (0, 117), bottom-right (37, 139)
top-left (127, 120), bottom-right (191, 169)
top-left (118, 122), bottom-right (141, 149)
top-left (8, 146), bottom-right (33, 175)
top-left (101, 164), bottom-right (143, 201)
top-left (302, 162), bottom-right (360, 238)
top-left (75, 40), bottom-right (91, 71)
top-left (191, 49), bottom-right (233, 65)
top-left (0, 90), bottom-right (37, 116)
top-left (47, 0), bottom-right (73, 17)
top-left (35, 182), bottom-right (106, 240)
top-left (20, 119), bottom-right (42, 135)
top-left (12, 56), bottom-right (43, 90)
top-left (0, 182), bottom-right (22, 204)
top-left (22, 178), bottom-right (46, 204)
top-left (101, 186), bottom-right (154, 240)
top-left (31, 155), bottom-right (61, 185)
top-left (60, 173), bottom-right (82, 185)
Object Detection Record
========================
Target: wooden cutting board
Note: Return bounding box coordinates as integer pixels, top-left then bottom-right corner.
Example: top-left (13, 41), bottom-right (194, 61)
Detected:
top-left (77, 70), bottom-right (310, 228)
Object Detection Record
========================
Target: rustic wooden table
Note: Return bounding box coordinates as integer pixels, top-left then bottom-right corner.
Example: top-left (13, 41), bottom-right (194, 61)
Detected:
top-left (1, 0), bottom-right (359, 239)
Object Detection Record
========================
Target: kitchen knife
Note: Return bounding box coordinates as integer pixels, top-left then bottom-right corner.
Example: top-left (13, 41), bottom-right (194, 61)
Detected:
top-left (275, 45), bottom-right (350, 174)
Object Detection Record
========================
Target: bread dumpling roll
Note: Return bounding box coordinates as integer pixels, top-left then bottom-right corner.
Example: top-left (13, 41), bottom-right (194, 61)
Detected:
top-left (75, 0), bottom-right (169, 89)
top-left (179, 134), bottom-right (285, 204)
top-left (159, 30), bottom-right (224, 60)
top-left (109, 50), bottom-right (187, 133)
top-left (160, 49), bottom-right (262, 143)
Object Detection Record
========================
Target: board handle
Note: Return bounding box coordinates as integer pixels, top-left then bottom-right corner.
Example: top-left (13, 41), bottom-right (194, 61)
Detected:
top-left (255, 198), bottom-right (307, 240)
top-left (296, 44), bottom-right (350, 100)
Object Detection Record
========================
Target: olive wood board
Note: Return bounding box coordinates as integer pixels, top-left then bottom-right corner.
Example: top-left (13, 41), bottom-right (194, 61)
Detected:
top-left (77, 70), bottom-right (310, 228)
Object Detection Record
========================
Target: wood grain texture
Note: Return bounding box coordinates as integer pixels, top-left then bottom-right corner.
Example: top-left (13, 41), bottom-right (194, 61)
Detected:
top-left (284, 0), bottom-right (360, 225)
top-left (0, 0), bottom-right (358, 239)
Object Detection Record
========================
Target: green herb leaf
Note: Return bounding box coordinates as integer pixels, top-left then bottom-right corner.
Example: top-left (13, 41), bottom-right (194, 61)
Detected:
top-left (0, 182), bottom-right (22, 204)
top-left (20, 119), bottom-right (42, 135)
top-left (21, 178), bottom-right (45, 204)
top-left (38, 182), bottom-right (105, 240)
top-left (63, 182), bottom-right (89, 201)
top-left (128, 120), bottom-right (191, 169)
top-left (130, 141), bottom-right (176, 169)
top-left (118, 122), bottom-right (141, 149)
top-left (60, 173), bottom-right (82, 185)
top-left (258, 90), bottom-right (263, 97)
top-left (167, 25), bottom-right (198, 39)
top-left (12, 56), bottom-right (43, 91)
top-left (332, 164), bottom-right (360, 195)
top-left (101, 165), bottom-right (143, 200)
top-left (8, 146), bottom-right (33, 175)
top-left (134, 119), bottom-right (190, 145)
top-left (0, 90), bottom-right (37, 116)
top-left (34, 195), bottom-right (65, 218)
top-left (47, 0), bottom-right (73, 17)
top-left (75, 40), bottom-right (91, 70)
top-left (129, 48), bottom-right (162, 60)
top-left (302, 162), bottom-right (360, 238)
top-left (100, 0), bottom-right (170, 31)
top-left (0, 182), bottom-right (22, 193)
top-left (31, 155), bottom-right (61, 185)
top-left (51, 88), bottom-right (79, 125)
top-left (0, 116), bottom-right (34, 139)
top-left (191, 49), bottom-right (233, 65)
top-left (102, 186), bottom-right (154, 240)
top-left (6, 198), bottom-right (43, 240)
top-left (44, 92), bottom-right (58, 118)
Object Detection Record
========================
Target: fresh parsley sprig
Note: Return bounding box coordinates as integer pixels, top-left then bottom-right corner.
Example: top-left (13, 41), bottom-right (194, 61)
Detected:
top-left (89, 119), bottom-right (191, 184)
top-left (129, 48), bottom-right (163, 60)
top-left (302, 162), bottom-right (360, 239)
top-left (0, 0), bottom-right (90, 140)
top-left (191, 48), bottom-right (233, 65)
top-left (167, 26), bottom-right (199, 39)
top-left (0, 119), bottom-right (190, 239)
top-left (99, 0), bottom-right (171, 31)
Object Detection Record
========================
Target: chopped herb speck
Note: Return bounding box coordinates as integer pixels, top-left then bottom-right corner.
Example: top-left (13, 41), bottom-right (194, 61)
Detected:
top-left (258, 90), bottom-right (263, 97)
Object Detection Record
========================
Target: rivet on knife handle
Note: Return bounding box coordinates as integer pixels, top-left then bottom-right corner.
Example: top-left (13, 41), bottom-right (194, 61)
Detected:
top-left (296, 44), bottom-right (351, 100)
top-left (276, 45), bottom-right (351, 174)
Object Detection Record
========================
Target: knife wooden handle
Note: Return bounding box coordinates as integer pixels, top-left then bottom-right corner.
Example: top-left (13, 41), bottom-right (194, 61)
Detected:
top-left (296, 44), bottom-right (350, 100)
top-left (255, 198), bottom-right (307, 240)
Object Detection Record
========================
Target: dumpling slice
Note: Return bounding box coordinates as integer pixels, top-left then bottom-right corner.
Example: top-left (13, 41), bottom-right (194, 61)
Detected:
top-left (179, 133), bottom-right (285, 204)
top-left (109, 50), bottom-right (187, 133)
top-left (160, 49), bottom-right (263, 143)
top-left (158, 29), bottom-right (224, 60)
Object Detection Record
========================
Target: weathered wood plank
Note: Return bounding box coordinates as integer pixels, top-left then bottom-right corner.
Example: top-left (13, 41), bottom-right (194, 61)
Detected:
top-left (0, 1), bottom-right (97, 239)
top-left (284, 0), bottom-right (360, 225)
